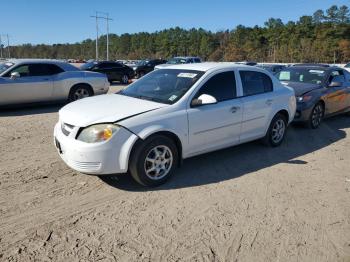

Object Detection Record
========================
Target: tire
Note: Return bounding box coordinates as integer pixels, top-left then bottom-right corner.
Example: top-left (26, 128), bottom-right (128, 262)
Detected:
top-left (306, 102), bottom-right (324, 129)
top-left (121, 74), bottom-right (129, 85)
top-left (68, 84), bottom-right (93, 102)
top-left (109, 80), bottom-right (113, 85)
top-left (129, 135), bottom-right (178, 187)
top-left (262, 113), bottom-right (287, 147)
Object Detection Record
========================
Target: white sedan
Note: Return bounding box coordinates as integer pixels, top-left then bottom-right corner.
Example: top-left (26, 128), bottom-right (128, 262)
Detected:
top-left (54, 63), bottom-right (296, 186)
top-left (0, 59), bottom-right (109, 106)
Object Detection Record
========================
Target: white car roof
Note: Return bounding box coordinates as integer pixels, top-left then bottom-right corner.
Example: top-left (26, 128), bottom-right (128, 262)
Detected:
top-left (7, 59), bottom-right (79, 71)
top-left (160, 62), bottom-right (260, 72)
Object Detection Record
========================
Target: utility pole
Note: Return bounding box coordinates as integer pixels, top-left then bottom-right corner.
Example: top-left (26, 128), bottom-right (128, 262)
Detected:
top-left (90, 12), bottom-right (113, 61)
top-left (6, 34), bottom-right (10, 58)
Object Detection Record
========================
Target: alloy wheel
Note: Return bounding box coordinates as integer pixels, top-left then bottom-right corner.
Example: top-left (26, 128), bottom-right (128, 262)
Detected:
top-left (271, 119), bottom-right (286, 144)
top-left (311, 104), bottom-right (323, 128)
top-left (144, 145), bottom-right (173, 180)
top-left (73, 88), bottom-right (90, 100)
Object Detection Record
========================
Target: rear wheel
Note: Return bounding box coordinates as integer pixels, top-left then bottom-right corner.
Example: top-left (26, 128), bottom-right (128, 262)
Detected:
top-left (129, 135), bottom-right (178, 187)
top-left (68, 84), bottom-right (93, 102)
top-left (307, 102), bottom-right (324, 129)
top-left (262, 113), bottom-right (287, 147)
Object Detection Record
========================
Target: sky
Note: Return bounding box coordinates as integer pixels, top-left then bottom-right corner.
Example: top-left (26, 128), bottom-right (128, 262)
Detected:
top-left (1, 0), bottom-right (349, 45)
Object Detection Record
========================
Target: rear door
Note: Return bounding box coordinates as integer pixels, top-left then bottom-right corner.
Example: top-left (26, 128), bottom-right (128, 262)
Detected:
top-left (0, 63), bottom-right (54, 105)
top-left (187, 70), bottom-right (243, 155)
top-left (238, 70), bottom-right (275, 142)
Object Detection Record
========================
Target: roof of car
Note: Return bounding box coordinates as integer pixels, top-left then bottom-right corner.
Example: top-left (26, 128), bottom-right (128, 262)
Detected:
top-left (7, 59), bottom-right (79, 71)
top-left (284, 65), bottom-right (340, 72)
top-left (158, 62), bottom-right (260, 72)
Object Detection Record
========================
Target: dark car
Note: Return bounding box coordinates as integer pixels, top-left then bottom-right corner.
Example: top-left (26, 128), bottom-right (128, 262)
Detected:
top-left (132, 59), bottom-right (167, 78)
top-left (256, 64), bottom-right (285, 74)
top-left (80, 61), bottom-right (135, 84)
top-left (293, 63), bottom-right (330, 67)
top-left (276, 66), bottom-right (350, 128)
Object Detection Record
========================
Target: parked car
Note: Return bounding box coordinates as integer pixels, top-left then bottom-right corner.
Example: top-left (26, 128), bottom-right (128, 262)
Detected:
top-left (80, 61), bottom-right (135, 84)
top-left (133, 59), bottom-right (167, 78)
top-left (54, 63), bottom-right (296, 186)
top-left (235, 61), bottom-right (257, 66)
top-left (276, 66), bottom-right (350, 128)
top-left (155, 56), bottom-right (201, 69)
top-left (344, 62), bottom-right (350, 72)
top-left (0, 59), bottom-right (109, 106)
top-left (292, 63), bottom-right (330, 67)
top-left (256, 64), bottom-right (285, 74)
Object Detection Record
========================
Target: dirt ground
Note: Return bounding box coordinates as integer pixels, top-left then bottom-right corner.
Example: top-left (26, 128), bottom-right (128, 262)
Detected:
top-left (0, 86), bottom-right (350, 261)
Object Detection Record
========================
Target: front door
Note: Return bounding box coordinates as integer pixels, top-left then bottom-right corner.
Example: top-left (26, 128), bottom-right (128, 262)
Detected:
top-left (187, 71), bottom-right (243, 156)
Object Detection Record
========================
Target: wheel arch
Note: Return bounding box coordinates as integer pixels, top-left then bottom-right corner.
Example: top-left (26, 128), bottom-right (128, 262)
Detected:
top-left (69, 83), bottom-right (94, 96)
top-left (129, 129), bottom-right (183, 168)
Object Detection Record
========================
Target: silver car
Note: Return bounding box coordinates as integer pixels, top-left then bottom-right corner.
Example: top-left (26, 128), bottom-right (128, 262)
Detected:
top-left (0, 59), bottom-right (109, 106)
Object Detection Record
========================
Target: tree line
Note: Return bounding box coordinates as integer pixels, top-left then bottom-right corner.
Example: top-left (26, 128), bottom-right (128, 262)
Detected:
top-left (7, 5), bottom-right (350, 63)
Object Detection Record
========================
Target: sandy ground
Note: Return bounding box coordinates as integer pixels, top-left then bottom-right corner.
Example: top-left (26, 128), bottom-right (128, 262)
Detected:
top-left (0, 86), bottom-right (350, 261)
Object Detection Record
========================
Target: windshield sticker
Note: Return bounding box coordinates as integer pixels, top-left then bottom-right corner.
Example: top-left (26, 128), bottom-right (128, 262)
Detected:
top-left (168, 95), bottom-right (178, 101)
top-left (178, 73), bottom-right (197, 78)
top-left (309, 70), bottom-right (325, 75)
top-left (279, 71), bottom-right (290, 81)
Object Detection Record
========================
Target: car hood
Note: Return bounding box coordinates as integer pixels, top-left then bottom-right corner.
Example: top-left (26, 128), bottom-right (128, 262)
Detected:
top-left (280, 81), bottom-right (322, 96)
top-left (59, 94), bottom-right (167, 127)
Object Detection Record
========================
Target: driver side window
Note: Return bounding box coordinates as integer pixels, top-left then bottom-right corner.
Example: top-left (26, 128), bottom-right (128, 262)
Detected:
top-left (195, 71), bottom-right (236, 102)
top-left (329, 70), bottom-right (345, 84)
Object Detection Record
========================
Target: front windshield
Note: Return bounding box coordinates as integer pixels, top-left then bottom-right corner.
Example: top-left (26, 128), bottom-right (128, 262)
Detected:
top-left (276, 68), bottom-right (325, 85)
top-left (0, 62), bottom-right (14, 74)
top-left (345, 63), bottom-right (350, 68)
top-left (80, 62), bottom-right (97, 70)
top-left (118, 69), bottom-right (204, 104)
top-left (167, 58), bottom-right (187, 64)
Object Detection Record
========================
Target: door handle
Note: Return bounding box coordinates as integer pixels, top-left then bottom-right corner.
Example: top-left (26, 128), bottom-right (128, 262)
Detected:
top-left (266, 99), bottom-right (273, 105)
top-left (230, 106), bottom-right (240, 113)
top-left (43, 78), bottom-right (50, 81)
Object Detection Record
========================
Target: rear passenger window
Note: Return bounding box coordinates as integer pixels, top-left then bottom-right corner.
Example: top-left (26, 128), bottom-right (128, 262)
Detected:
top-left (240, 71), bottom-right (273, 96)
top-left (195, 71), bottom-right (236, 102)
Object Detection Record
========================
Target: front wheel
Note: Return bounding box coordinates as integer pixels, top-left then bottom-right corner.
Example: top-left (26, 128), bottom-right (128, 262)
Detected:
top-left (68, 85), bottom-right (93, 102)
top-left (307, 102), bottom-right (324, 129)
top-left (129, 135), bottom-right (178, 187)
top-left (262, 113), bottom-right (287, 147)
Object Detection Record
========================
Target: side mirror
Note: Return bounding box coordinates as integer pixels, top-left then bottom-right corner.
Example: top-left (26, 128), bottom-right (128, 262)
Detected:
top-left (191, 94), bottom-right (217, 107)
top-left (10, 72), bottom-right (20, 80)
top-left (329, 81), bottom-right (342, 87)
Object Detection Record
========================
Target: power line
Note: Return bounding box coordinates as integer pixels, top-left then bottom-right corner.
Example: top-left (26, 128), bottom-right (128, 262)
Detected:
top-left (90, 11), bottom-right (113, 61)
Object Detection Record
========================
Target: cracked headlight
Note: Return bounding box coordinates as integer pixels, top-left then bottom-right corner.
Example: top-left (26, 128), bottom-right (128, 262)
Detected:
top-left (77, 124), bottom-right (120, 143)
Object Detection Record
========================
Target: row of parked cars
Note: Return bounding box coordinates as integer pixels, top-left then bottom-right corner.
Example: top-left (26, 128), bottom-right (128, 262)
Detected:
top-left (1, 58), bottom-right (349, 186)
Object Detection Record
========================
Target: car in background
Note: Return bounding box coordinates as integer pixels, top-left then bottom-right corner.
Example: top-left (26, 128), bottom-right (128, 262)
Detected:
top-left (155, 56), bottom-right (201, 69)
top-left (292, 63), bottom-right (330, 67)
top-left (235, 61), bottom-right (257, 66)
top-left (133, 59), bottom-right (167, 78)
top-left (80, 61), bottom-right (135, 84)
top-left (0, 59), bottom-right (109, 106)
top-left (344, 62), bottom-right (350, 72)
top-left (276, 66), bottom-right (350, 128)
top-left (256, 64), bottom-right (285, 74)
top-left (54, 63), bottom-right (295, 186)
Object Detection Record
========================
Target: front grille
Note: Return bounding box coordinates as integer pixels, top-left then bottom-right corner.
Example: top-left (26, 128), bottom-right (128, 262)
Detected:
top-left (61, 123), bottom-right (75, 136)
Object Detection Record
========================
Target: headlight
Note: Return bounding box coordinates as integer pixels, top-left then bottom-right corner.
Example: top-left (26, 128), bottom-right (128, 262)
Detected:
top-left (77, 124), bottom-right (120, 143)
top-left (296, 95), bottom-right (312, 102)
top-left (133, 67), bottom-right (137, 70)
